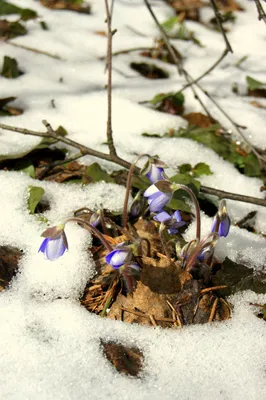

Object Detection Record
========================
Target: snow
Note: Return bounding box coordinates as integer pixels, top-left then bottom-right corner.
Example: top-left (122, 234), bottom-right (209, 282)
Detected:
top-left (0, 0), bottom-right (266, 399)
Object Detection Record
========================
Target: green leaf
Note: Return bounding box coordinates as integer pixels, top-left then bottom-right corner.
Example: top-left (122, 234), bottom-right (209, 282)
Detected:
top-left (167, 197), bottom-right (191, 213)
top-left (20, 164), bottom-right (35, 178)
top-left (149, 91), bottom-right (184, 106)
top-left (193, 162), bottom-right (213, 177)
top-left (0, 20), bottom-right (27, 39)
top-left (246, 76), bottom-right (266, 91)
top-left (170, 173), bottom-right (201, 193)
top-left (27, 186), bottom-right (45, 214)
top-left (86, 163), bottom-right (114, 183)
top-left (1, 56), bottom-right (22, 79)
top-left (20, 8), bottom-right (38, 21)
top-left (161, 16), bottom-right (179, 31)
top-left (179, 164), bottom-right (192, 174)
top-left (55, 125), bottom-right (68, 136)
top-left (0, 1), bottom-right (37, 19)
top-left (0, 1), bottom-right (22, 15)
top-left (131, 175), bottom-right (150, 190)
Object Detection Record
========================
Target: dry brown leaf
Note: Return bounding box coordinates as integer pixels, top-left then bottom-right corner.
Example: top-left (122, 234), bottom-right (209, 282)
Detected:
top-left (183, 112), bottom-right (214, 127)
top-left (40, 0), bottom-right (91, 14)
top-left (216, 0), bottom-right (244, 11)
top-left (101, 341), bottom-right (144, 377)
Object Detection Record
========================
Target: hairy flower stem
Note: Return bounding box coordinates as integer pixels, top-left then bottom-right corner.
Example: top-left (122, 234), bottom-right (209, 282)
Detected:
top-left (175, 185), bottom-right (201, 241)
top-left (66, 217), bottom-right (113, 252)
top-left (123, 153), bottom-right (149, 228)
top-left (159, 224), bottom-right (172, 260)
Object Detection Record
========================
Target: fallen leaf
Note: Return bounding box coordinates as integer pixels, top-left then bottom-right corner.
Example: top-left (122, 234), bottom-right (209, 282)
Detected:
top-left (183, 112), bottom-right (214, 127)
top-left (40, 0), bottom-right (91, 14)
top-left (130, 62), bottom-right (169, 79)
top-left (101, 341), bottom-right (144, 377)
top-left (0, 19), bottom-right (27, 40)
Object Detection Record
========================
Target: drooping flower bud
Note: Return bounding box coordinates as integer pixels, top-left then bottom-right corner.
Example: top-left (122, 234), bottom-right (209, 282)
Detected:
top-left (105, 242), bottom-right (132, 269)
top-left (211, 200), bottom-right (230, 237)
top-left (39, 224), bottom-right (68, 261)
top-left (144, 180), bottom-right (174, 212)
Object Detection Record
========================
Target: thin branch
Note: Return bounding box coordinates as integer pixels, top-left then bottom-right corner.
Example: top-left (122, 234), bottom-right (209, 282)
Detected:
top-left (253, 0), bottom-right (266, 24)
top-left (99, 46), bottom-right (153, 60)
top-left (209, 0), bottom-right (233, 53)
top-left (0, 121), bottom-right (131, 170)
top-left (7, 42), bottom-right (64, 60)
top-left (1, 121), bottom-right (266, 209)
top-left (104, 0), bottom-right (117, 156)
top-left (200, 185), bottom-right (266, 208)
top-left (179, 48), bottom-right (229, 92)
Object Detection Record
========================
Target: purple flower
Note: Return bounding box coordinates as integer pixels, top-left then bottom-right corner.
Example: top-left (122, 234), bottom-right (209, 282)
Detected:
top-left (146, 164), bottom-right (165, 183)
top-left (154, 210), bottom-right (186, 234)
top-left (144, 182), bottom-right (173, 212)
top-left (105, 243), bottom-right (132, 269)
top-left (211, 200), bottom-right (230, 237)
top-left (39, 225), bottom-right (68, 261)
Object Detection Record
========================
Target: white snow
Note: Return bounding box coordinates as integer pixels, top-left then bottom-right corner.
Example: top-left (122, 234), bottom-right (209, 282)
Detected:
top-left (0, 0), bottom-right (266, 399)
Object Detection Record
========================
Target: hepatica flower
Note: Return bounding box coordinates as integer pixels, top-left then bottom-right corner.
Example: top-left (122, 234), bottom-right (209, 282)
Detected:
top-left (154, 210), bottom-right (186, 234)
top-left (211, 199), bottom-right (230, 237)
top-left (39, 224), bottom-right (68, 261)
top-left (146, 163), bottom-right (165, 183)
top-left (105, 242), bottom-right (132, 269)
top-left (143, 158), bottom-right (167, 184)
top-left (144, 180), bottom-right (173, 212)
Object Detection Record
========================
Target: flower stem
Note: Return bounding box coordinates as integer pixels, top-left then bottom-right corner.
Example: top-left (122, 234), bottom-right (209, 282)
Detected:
top-left (123, 153), bottom-right (149, 228)
top-left (175, 185), bottom-right (201, 241)
top-left (66, 217), bottom-right (113, 252)
top-left (159, 223), bottom-right (172, 260)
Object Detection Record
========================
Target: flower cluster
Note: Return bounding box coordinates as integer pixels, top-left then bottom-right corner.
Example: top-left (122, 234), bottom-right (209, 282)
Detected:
top-left (37, 157), bottom-right (231, 296)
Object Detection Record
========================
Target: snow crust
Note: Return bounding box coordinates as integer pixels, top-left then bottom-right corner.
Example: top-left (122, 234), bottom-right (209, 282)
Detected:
top-left (0, 0), bottom-right (266, 399)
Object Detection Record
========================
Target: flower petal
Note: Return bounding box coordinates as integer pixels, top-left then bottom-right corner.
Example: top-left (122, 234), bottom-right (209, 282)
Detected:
top-left (144, 184), bottom-right (159, 198)
top-left (219, 215), bottom-right (231, 237)
top-left (149, 192), bottom-right (172, 213)
top-left (39, 238), bottom-right (49, 253)
top-left (153, 211), bottom-right (171, 223)
top-left (146, 165), bottom-right (164, 183)
top-left (44, 236), bottom-right (67, 261)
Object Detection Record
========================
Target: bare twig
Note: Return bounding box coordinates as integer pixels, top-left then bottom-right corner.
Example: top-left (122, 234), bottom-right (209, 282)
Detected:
top-left (7, 42), bottom-right (64, 60)
top-left (99, 46), bottom-right (153, 60)
top-left (1, 121), bottom-right (266, 209)
top-left (104, 0), bottom-right (117, 156)
top-left (179, 48), bottom-right (229, 92)
top-left (200, 185), bottom-right (266, 207)
top-left (0, 121), bottom-right (131, 170)
top-left (209, 0), bottom-right (233, 53)
top-left (253, 0), bottom-right (266, 24)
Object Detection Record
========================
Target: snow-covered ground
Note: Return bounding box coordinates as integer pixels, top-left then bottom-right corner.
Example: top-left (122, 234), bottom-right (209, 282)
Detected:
top-left (0, 1), bottom-right (265, 399)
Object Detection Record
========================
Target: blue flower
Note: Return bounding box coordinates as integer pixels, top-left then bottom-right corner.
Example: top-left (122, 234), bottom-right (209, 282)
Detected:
top-left (154, 210), bottom-right (186, 234)
top-left (105, 242), bottom-right (132, 269)
top-left (39, 225), bottom-right (68, 261)
top-left (211, 200), bottom-right (230, 237)
top-left (146, 164), bottom-right (165, 183)
top-left (144, 182), bottom-right (173, 212)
